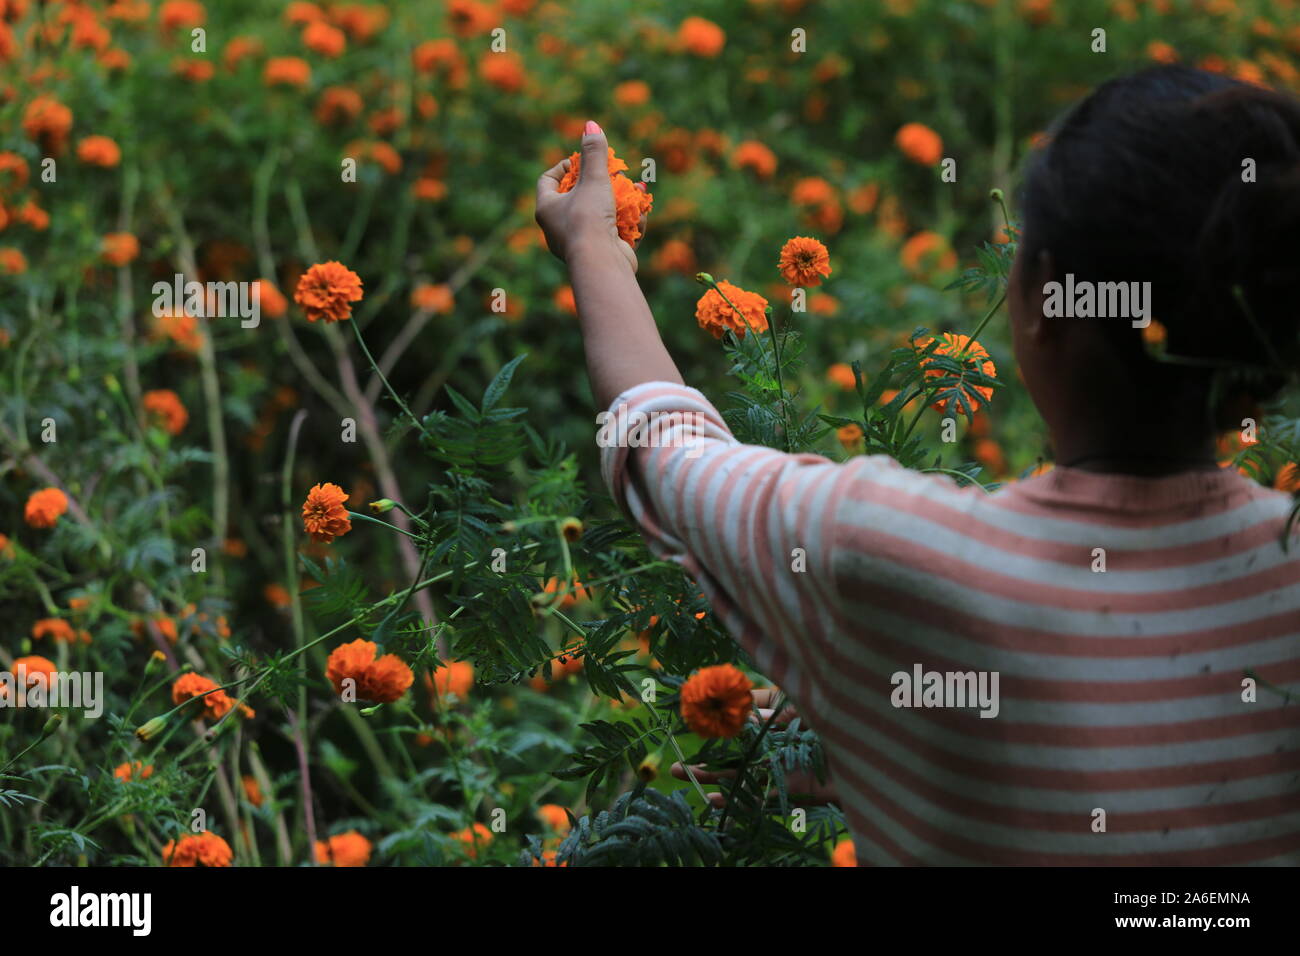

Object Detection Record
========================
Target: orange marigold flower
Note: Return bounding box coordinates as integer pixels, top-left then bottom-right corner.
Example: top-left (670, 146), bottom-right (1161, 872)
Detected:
top-left (158, 0), bottom-right (205, 32)
top-left (264, 56), bottom-right (311, 87)
top-left (223, 35), bottom-right (263, 69)
top-left (677, 15), bottom-right (725, 56)
top-left (837, 423), bottom-right (864, 448)
top-left (448, 0), bottom-right (499, 37)
top-left (427, 660), bottom-right (474, 701)
top-left (101, 231), bottom-right (139, 266)
top-left (315, 85), bottom-right (363, 124)
top-left (827, 363), bottom-right (857, 391)
top-left (791, 176), bottom-right (835, 207)
top-left (613, 79), bottom-right (651, 106)
top-left (918, 332), bottom-right (997, 413)
top-left (325, 638), bottom-right (414, 703)
top-left (413, 177), bottom-right (447, 201)
top-left (900, 230), bottom-right (957, 275)
top-left (285, 1), bottom-right (326, 25)
top-left (142, 389), bottom-right (188, 435)
top-left (32, 618), bottom-right (89, 644)
top-left (114, 761), bottom-right (154, 781)
top-left (895, 122), bottom-right (943, 165)
top-left (301, 482), bottom-right (352, 542)
top-left (241, 774), bottom-right (264, 806)
top-left (731, 139), bottom-right (777, 179)
top-left (1275, 462), bottom-right (1300, 493)
top-left (303, 19), bottom-right (345, 56)
top-left (0, 247), bottom-right (28, 275)
top-left (154, 309), bottom-right (203, 352)
top-left (555, 147), bottom-right (652, 246)
top-left (316, 830), bottom-right (372, 866)
top-left (410, 283), bottom-right (454, 313)
top-left (831, 838), bottom-right (857, 867)
top-left (452, 821), bottom-right (493, 858)
top-left (172, 672), bottom-right (254, 721)
top-left (0, 151), bottom-right (30, 193)
top-left (778, 236), bottom-right (832, 287)
top-left (253, 278), bottom-right (288, 318)
top-left (651, 238), bottom-right (696, 275)
top-left (172, 57), bottom-right (214, 82)
top-left (479, 50), bottom-right (526, 92)
top-left (537, 803), bottom-right (571, 833)
top-left (23, 95), bottom-right (73, 152)
top-left (25, 487), bottom-right (69, 529)
top-left (680, 664), bottom-right (753, 738)
top-left (76, 135), bottom-right (121, 167)
top-left (162, 831), bottom-right (232, 867)
top-left (552, 284), bottom-right (576, 314)
top-left (294, 261), bottom-right (363, 323)
top-left (695, 279), bottom-right (769, 340)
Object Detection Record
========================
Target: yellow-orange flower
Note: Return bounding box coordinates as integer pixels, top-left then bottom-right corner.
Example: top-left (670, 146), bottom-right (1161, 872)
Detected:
top-left (613, 80), bottom-right (651, 106)
top-left (900, 231), bottom-right (957, 275)
top-left (556, 147), bottom-right (653, 247)
top-left (101, 232), bottom-right (139, 266)
top-left (241, 774), bottom-right (264, 806)
top-left (680, 664), bottom-right (753, 738)
top-left (0, 247), bottom-right (27, 275)
top-left (172, 673), bottom-right (254, 721)
top-left (32, 618), bottom-right (89, 644)
top-left (918, 332), bottom-right (997, 413)
top-left (294, 261), bottom-right (363, 323)
top-left (837, 423), bottom-right (864, 448)
top-left (159, 0), bottom-right (205, 32)
top-left (695, 280), bottom-right (769, 340)
top-left (827, 363), bottom-right (857, 391)
top-left (315, 830), bottom-right (372, 866)
top-left (677, 16), bottom-right (725, 56)
top-left (301, 482), bottom-right (352, 542)
top-left (452, 821), bottom-right (493, 858)
top-left (142, 389), bottom-right (188, 435)
top-left (302, 19), bottom-right (345, 56)
top-left (114, 761), bottom-right (154, 781)
top-left (325, 638), bottom-right (414, 703)
top-left (162, 831), bottom-right (232, 867)
top-left (778, 236), bottom-right (832, 287)
top-left (427, 660), bottom-right (474, 700)
top-left (264, 56), bottom-right (311, 87)
top-left (1275, 462), bottom-right (1300, 493)
top-left (253, 278), bottom-right (288, 318)
top-left (479, 50), bottom-right (526, 92)
top-left (410, 283), bottom-right (454, 313)
top-left (1, 656), bottom-right (57, 705)
top-left (831, 838), bottom-right (857, 867)
top-left (76, 135), bottom-right (121, 167)
top-left (25, 487), bottom-right (69, 529)
top-left (731, 140), bottom-right (777, 179)
top-left (23, 96), bottom-right (73, 153)
top-left (895, 122), bottom-right (943, 165)
top-left (537, 803), bottom-right (571, 833)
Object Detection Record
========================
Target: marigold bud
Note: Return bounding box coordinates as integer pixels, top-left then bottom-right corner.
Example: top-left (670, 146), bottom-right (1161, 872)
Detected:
top-left (368, 498), bottom-right (396, 514)
top-left (694, 272), bottom-right (715, 286)
top-left (40, 712), bottom-right (64, 736)
top-left (135, 716), bottom-right (167, 741)
top-left (559, 517), bottom-right (583, 542)
top-left (637, 752), bottom-right (661, 782)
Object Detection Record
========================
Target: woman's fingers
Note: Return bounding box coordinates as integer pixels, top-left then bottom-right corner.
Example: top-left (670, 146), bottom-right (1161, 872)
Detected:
top-left (536, 158), bottom-right (568, 198)
top-left (670, 761), bottom-right (735, 785)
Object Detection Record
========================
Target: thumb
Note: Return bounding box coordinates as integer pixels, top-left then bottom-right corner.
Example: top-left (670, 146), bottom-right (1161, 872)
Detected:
top-left (576, 120), bottom-right (609, 190)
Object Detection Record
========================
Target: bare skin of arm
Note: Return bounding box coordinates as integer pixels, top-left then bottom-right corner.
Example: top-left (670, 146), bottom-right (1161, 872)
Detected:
top-left (535, 121), bottom-right (683, 410)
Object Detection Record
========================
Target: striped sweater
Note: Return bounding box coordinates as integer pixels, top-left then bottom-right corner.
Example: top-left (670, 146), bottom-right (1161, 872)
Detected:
top-left (600, 381), bottom-right (1300, 865)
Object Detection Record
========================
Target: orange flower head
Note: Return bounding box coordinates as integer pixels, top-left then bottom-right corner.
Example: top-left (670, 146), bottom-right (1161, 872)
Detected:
top-left (159, 0), bottom-right (205, 32)
top-left (1275, 462), bottom-right (1300, 493)
top-left (677, 16), bottom-right (725, 56)
top-left (325, 638), bottom-right (414, 703)
top-left (23, 96), bottom-right (73, 152)
top-left (410, 283), bottom-right (454, 313)
top-left (294, 261), bottom-right (363, 322)
top-left (918, 332), bottom-right (997, 414)
top-left (827, 363), bottom-right (857, 391)
top-left (695, 280), bottom-right (769, 340)
top-left (25, 487), bottom-right (69, 529)
top-left (778, 236), bottom-right (832, 287)
top-left (77, 135), bottom-right (121, 167)
top-left (731, 140), bottom-right (777, 179)
top-left (253, 278), bottom-right (288, 318)
top-left (101, 232), bottom-right (139, 266)
top-left (900, 231), bottom-right (957, 276)
top-left (681, 664), bottom-right (753, 738)
top-left (172, 672), bottom-right (254, 721)
top-left (537, 803), bottom-right (571, 833)
top-left (895, 122), bottom-right (943, 165)
top-left (428, 660), bottom-right (474, 700)
top-left (303, 20), bottom-right (345, 56)
top-left (264, 56), bottom-right (312, 87)
top-left (831, 838), bottom-right (857, 867)
top-left (162, 831), bottom-right (232, 867)
top-left (315, 830), bottom-right (372, 866)
top-left (452, 822), bottom-right (493, 858)
top-left (479, 50), bottom-right (526, 92)
top-left (837, 423), bottom-right (864, 448)
top-left (32, 618), bottom-right (88, 644)
top-left (301, 482), bottom-right (352, 542)
top-left (556, 147), bottom-right (652, 246)
top-left (142, 389), bottom-right (188, 435)
top-left (114, 761), bottom-right (155, 781)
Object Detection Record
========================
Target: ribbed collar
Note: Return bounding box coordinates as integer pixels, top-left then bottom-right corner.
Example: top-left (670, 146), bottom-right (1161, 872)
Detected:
top-left (1009, 464), bottom-right (1261, 512)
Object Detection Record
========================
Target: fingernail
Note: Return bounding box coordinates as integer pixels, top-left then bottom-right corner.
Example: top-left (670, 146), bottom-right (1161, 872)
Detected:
top-left (635, 181), bottom-right (646, 192)
top-left (584, 120), bottom-right (602, 136)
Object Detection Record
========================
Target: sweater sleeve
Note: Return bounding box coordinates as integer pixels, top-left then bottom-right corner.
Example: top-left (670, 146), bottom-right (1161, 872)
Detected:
top-left (598, 381), bottom-right (850, 700)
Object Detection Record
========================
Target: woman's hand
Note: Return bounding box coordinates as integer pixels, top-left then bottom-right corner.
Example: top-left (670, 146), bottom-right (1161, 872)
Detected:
top-left (535, 120), bottom-right (646, 273)
top-left (671, 688), bottom-right (840, 809)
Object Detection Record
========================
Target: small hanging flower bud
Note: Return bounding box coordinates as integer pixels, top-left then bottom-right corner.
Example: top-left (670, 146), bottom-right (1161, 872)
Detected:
top-left (559, 517), bottom-right (583, 542)
top-left (135, 716), bottom-right (167, 741)
top-left (368, 498), bottom-right (396, 514)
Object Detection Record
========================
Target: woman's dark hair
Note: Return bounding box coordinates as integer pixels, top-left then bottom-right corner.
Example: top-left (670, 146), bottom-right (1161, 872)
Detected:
top-left (1020, 66), bottom-right (1300, 423)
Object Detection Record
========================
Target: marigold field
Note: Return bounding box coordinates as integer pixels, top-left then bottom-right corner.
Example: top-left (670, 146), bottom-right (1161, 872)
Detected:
top-left (2, 0), bottom-right (1298, 868)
